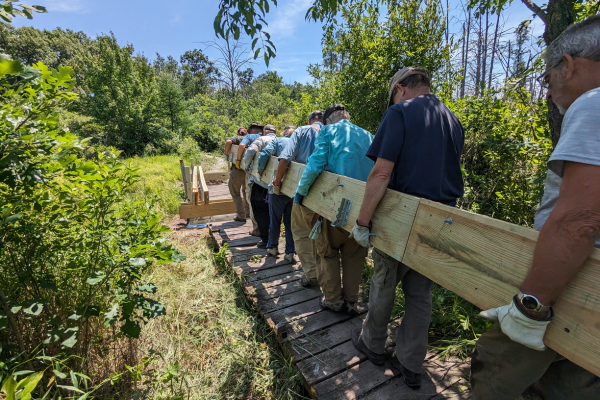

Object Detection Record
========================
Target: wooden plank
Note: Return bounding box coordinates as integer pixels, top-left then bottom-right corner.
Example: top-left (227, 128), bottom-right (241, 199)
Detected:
top-left (198, 164), bottom-right (209, 204)
top-left (215, 233), bottom-right (259, 248)
top-left (245, 263), bottom-right (304, 284)
top-left (403, 199), bottom-right (600, 377)
top-left (255, 286), bottom-right (322, 315)
top-left (284, 307), bottom-right (367, 342)
top-left (204, 171), bottom-right (229, 181)
top-left (184, 166), bottom-right (192, 204)
top-left (250, 280), bottom-right (307, 301)
top-left (192, 166), bottom-right (199, 205)
top-left (231, 144), bottom-right (600, 377)
top-left (179, 201), bottom-right (237, 219)
top-left (246, 270), bottom-right (302, 291)
top-left (231, 145), bottom-right (421, 260)
top-left (233, 255), bottom-right (294, 274)
top-left (313, 360), bottom-right (400, 400)
top-left (264, 297), bottom-right (323, 329)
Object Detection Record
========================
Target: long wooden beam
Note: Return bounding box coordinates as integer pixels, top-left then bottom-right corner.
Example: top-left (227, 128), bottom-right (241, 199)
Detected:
top-left (230, 144), bottom-right (600, 377)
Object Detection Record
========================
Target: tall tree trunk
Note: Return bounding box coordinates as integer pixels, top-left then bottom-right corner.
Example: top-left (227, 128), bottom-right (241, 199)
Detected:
top-left (540, 0), bottom-right (576, 147)
top-left (488, 11), bottom-right (501, 88)
top-left (481, 11), bottom-right (489, 91)
top-left (506, 40), bottom-right (511, 80)
top-left (475, 15), bottom-right (482, 96)
top-left (461, 8), bottom-right (472, 98)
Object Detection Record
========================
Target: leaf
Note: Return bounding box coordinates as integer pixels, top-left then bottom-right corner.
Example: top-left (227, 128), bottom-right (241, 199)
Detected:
top-left (86, 271), bottom-right (106, 285)
top-left (170, 250), bottom-right (186, 263)
top-left (120, 320), bottom-right (141, 338)
top-left (53, 370), bottom-right (67, 379)
top-left (4, 213), bottom-right (21, 224)
top-left (57, 385), bottom-right (84, 394)
top-left (1, 374), bottom-right (17, 400)
top-left (129, 258), bottom-right (146, 267)
top-left (136, 283), bottom-right (158, 293)
top-left (22, 302), bottom-right (44, 316)
top-left (0, 59), bottom-right (23, 75)
top-left (61, 334), bottom-right (78, 348)
top-left (104, 303), bottom-right (119, 326)
top-left (17, 371), bottom-right (43, 400)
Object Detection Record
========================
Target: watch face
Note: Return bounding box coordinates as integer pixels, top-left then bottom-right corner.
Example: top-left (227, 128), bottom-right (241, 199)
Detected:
top-left (522, 296), bottom-right (539, 310)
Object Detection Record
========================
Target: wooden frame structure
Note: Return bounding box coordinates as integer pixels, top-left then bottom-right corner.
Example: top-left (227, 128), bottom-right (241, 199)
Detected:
top-left (228, 144), bottom-right (600, 377)
top-left (178, 159), bottom-right (236, 219)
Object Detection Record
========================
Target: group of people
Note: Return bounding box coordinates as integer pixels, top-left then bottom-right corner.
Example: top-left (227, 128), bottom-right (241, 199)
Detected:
top-left (222, 15), bottom-right (600, 399)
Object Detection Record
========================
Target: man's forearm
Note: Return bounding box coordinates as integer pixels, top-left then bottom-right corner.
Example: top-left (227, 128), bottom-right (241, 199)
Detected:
top-left (274, 159), bottom-right (290, 185)
top-left (357, 169), bottom-right (390, 226)
top-left (224, 141), bottom-right (232, 157)
top-left (236, 144), bottom-right (246, 161)
top-left (520, 208), bottom-right (599, 307)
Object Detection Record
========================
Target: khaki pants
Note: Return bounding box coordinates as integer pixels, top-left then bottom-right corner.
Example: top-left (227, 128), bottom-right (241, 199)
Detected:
top-left (471, 323), bottom-right (600, 400)
top-left (315, 219), bottom-right (367, 303)
top-left (245, 173), bottom-right (258, 232)
top-left (228, 167), bottom-right (249, 219)
top-left (361, 248), bottom-right (433, 373)
top-left (291, 203), bottom-right (319, 280)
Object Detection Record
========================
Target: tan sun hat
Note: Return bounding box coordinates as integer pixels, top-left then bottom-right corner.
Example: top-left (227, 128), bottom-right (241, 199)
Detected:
top-left (387, 67), bottom-right (429, 107)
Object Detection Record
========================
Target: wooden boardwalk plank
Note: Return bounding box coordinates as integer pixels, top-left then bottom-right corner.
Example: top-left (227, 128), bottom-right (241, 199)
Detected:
top-left (245, 263), bottom-right (303, 284)
top-left (283, 305), bottom-right (368, 342)
top-left (256, 287), bottom-right (322, 316)
top-left (216, 233), bottom-right (260, 248)
top-left (246, 270), bottom-right (302, 291)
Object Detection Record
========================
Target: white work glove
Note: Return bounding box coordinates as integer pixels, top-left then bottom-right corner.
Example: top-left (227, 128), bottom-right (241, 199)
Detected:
top-left (349, 223), bottom-right (371, 248)
top-left (479, 299), bottom-right (551, 351)
top-left (272, 182), bottom-right (281, 195)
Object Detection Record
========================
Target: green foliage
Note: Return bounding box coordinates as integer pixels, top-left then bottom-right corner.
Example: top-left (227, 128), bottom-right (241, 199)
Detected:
top-left (0, 1), bottom-right (46, 22)
top-left (0, 59), bottom-right (185, 398)
top-left (451, 88), bottom-right (552, 226)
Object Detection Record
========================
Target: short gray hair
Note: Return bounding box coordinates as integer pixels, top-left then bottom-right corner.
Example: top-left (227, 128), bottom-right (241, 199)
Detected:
top-left (328, 109), bottom-right (350, 123)
top-left (545, 15), bottom-right (600, 66)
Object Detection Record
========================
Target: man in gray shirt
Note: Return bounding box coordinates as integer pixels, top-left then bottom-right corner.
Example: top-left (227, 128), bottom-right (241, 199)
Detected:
top-left (471, 15), bottom-right (600, 399)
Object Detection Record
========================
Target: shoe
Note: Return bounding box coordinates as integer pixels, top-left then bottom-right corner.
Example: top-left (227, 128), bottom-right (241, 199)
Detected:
top-left (387, 350), bottom-right (422, 388)
top-left (284, 253), bottom-right (297, 264)
top-left (233, 216), bottom-right (246, 222)
top-left (346, 301), bottom-right (360, 316)
top-left (249, 230), bottom-right (261, 236)
top-left (319, 297), bottom-right (346, 313)
top-left (267, 248), bottom-right (279, 257)
top-left (300, 274), bottom-right (319, 287)
top-left (257, 241), bottom-right (268, 249)
top-left (351, 329), bottom-right (385, 365)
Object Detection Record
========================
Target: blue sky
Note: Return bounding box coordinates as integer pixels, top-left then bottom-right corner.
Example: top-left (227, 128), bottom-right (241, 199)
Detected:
top-left (13, 0), bottom-right (545, 84)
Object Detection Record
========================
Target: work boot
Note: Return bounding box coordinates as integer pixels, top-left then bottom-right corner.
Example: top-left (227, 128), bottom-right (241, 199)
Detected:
top-left (345, 301), bottom-right (360, 317)
top-left (267, 248), bottom-right (278, 257)
top-left (300, 274), bottom-right (319, 287)
top-left (257, 241), bottom-right (268, 249)
top-left (387, 350), bottom-right (422, 388)
top-left (351, 329), bottom-right (385, 365)
top-left (249, 230), bottom-right (260, 237)
top-left (284, 253), bottom-right (297, 264)
top-left (319, 297), bottom-right (346, 313)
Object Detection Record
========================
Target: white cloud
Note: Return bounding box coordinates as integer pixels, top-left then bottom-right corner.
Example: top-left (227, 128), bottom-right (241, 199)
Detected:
top-left (36, 0), bottom-right (91, 13)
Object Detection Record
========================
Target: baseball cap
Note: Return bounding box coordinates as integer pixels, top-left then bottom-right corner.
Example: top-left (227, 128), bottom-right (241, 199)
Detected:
top-left (248, 121), bottom-right (264, 131)
top-left (323, 104), bottom-right (346, 124)
top-left (387, 67), bottom-right (429, 107)
top-left (264, 124), bottom-right (276, 133)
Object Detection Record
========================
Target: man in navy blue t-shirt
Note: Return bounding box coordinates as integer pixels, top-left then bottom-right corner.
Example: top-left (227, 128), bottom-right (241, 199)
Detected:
top-left (350, 67), bottom-right (464, 388)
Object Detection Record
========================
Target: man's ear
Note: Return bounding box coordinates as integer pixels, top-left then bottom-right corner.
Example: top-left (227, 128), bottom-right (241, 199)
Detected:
top-left (562, 54), bottom-right (576, 80)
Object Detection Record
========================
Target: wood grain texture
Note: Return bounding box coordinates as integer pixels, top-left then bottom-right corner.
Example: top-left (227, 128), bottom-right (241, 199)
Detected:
top-left (184, 166), bottom-right (192, 203)
top-left (179, 201), bottom-right (237, 219)
top-left (230, 145), bottom-right (600, 377)
top-left (191, 166), bottom-right (199, 205)
top-left (198, 164), bottom-right (209, 204)
top-left (203, 171), bottom-right (229, 181)
top-left (403, 199), bottom-right (600, 377)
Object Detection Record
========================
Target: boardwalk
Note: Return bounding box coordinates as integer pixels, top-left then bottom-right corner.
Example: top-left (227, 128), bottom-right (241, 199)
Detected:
top-left (196, 183), bottom-right (471, 399)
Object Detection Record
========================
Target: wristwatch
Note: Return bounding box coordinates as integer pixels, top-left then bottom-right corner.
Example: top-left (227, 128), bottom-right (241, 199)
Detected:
top-left (518, 292), bottom-right (550, 312)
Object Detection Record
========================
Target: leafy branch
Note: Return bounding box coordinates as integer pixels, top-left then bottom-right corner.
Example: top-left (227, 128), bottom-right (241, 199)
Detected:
top-left (0, 1), bottom-right (47, 22)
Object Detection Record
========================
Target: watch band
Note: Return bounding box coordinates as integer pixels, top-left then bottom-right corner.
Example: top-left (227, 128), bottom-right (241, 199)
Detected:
top-left (518, 292), bottom-right (550, 313)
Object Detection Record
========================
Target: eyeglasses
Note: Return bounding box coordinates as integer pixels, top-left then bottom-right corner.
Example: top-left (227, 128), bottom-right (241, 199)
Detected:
top-left (537, 58), bottom-right (564, 88)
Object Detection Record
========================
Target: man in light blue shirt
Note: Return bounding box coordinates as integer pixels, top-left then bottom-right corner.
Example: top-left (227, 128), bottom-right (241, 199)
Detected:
top-left (257, 125), bottom-right (297, 262)
top-left (235, 121), bottom-right (263, 236)
top-left (273, 111), bottom-right (324, 287)
top-left (295, 104), bottom-right (374, 315)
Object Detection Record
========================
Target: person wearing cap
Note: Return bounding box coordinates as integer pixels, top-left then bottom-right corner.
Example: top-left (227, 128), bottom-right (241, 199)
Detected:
top-left (469, 16), bottom-right (600, 400)
top-left (256, 125), bottom-right (298, 262)
top-left (350, 67), bottom-right (464, 388)
top-left (295, 104), bottom-right (374, 315)
top-left (236, 121), bottom-right (264, 236)
top-left (224, 127), bottom-right (250, 222)
top-left (273, 111), bottom-right (324, 287)
top-left (242, 124), bottom-right (278, 248)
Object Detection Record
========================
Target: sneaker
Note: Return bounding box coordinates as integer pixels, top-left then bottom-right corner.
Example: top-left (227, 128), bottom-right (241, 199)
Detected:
top-left (284, 253), bottom-right (297, 264)
top-left (233, 216), bottom-right (246, 222)
top-left (267, 248), bottom-right (279, 257)
top-left (319, 297), bottom-right (346, 313)
top-left (257, 241), bottom-right (268, 249)
top-left (351, 329), bottom-right (385, 365)
top-left (387, 350), bottom-right (422, 388)
top-left (346, 301), bottom-right (360, 317)
top-left (300, 274), bottom-right (319, 287)
top-left (249, 230), bottom-right (261, 237)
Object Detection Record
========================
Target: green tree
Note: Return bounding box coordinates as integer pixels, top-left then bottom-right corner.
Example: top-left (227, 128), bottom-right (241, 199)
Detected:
top-left (157, 72), bottom-right (187, 132)
top-left (180, 49), bottom-right (218, 99)
top-left (81, 35), bottom-right (161, 155)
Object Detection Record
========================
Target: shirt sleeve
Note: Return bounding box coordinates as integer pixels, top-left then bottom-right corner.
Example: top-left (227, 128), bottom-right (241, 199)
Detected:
top-left (279, 128), bottom-right (300, 162)
top-left (258, 139), bottom-right (277, 172)
top-left (366, 107), bottom-right (405, 163)
top-left (242, 140), bottom-right (259, 170)
top-left (548, 89), bottom-right (600, 177)
top-left (241, 134), bottom-right (254, 147)
top-left (296, 128), bottom-right (330, 196)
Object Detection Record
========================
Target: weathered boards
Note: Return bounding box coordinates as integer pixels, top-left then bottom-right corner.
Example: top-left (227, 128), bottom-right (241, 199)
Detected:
top-left (229, 144), bottom-right (600, 377)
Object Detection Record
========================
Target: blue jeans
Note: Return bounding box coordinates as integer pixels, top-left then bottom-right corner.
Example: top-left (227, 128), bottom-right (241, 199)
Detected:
top-left (267, 193), bottom-right (295, 254)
